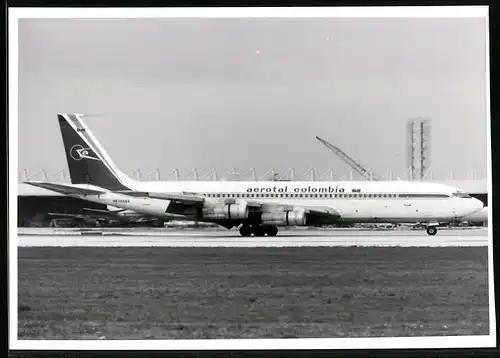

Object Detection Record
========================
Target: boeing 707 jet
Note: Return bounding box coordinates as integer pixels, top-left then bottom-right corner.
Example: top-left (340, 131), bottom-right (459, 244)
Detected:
top-left (24, 113), bottom-right (484, 236)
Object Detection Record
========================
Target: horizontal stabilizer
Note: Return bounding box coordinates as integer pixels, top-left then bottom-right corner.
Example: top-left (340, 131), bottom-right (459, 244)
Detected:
top-left (23, 181), bottom-right (105, 196)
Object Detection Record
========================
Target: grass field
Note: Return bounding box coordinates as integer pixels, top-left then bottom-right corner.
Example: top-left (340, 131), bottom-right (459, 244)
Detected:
top-left (17, 247), bottom-right (489, 339)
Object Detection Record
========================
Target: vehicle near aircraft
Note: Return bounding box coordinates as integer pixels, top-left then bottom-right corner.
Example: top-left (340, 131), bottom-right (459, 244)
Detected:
top-left (24, 113), bottom-right (484, 237)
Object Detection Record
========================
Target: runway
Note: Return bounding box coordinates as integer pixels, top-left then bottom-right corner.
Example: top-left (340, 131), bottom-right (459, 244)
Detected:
top-left (16, 227), bottom-right (488, 247)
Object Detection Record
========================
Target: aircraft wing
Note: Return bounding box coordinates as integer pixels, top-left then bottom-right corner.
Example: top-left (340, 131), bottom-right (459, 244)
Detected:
top-left (23, 181), bottom-right (105, 196)
top-left (115, 191), bottom-right (341, 219)
top-left (117, 190), bottom-right (206, 206)
top-left (246, 201), bottom-right (341, 218)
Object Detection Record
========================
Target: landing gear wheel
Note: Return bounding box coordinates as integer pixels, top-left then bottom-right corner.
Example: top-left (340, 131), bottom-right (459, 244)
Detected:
top-left (426, 226), bottom-right (438, 236)
top-left (266, 225), bottom-right (279, 237)
top-left (253, 226), bottom-right (267, 237)
top-left (239, 225), bottom-right (252, 237)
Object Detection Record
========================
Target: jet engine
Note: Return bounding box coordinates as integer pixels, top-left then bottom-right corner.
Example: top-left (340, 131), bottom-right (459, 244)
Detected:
top-left (261, 210), bottom-right (307, 226)
top-left (202, 202), bottom-right (249, 220)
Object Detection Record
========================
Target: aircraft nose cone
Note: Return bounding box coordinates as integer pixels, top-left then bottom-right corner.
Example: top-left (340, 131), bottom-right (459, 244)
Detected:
top-left (470, 198), bottom-right (484, 214)
top-left (457, 198), bottom-right (484, 220)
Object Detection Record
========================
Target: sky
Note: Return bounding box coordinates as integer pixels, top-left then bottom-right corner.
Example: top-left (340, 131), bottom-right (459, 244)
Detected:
top-left (17, 15), bottom-right (489, 182)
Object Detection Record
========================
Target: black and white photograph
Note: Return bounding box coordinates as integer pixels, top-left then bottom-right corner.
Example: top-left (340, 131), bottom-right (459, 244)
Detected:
top-left (9, 6), bottom-right (495, 350)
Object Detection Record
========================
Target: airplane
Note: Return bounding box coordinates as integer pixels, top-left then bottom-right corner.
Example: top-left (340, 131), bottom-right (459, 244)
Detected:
top-left (24, 113), bottom-right (484, 237)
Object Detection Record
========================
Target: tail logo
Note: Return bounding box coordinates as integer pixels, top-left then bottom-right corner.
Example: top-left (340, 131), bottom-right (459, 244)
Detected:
top-left (70, 144), bottom-right (100, 161)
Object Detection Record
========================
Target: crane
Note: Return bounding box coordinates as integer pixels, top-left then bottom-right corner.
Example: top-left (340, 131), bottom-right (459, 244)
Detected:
top-left (315, 136), bottom-right (378, 181)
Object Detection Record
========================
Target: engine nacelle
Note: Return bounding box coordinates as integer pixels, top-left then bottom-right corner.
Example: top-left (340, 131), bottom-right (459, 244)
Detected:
top-left (261, 210), bottom-right (307, 226)
top-left (202, 202), bottom-right (249, 220)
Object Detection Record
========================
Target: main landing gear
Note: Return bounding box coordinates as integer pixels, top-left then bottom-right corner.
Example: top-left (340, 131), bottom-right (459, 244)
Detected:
top-left (426, 226), bottom-right (438, 236)
top-left (239, 224), bottom-right (279, 237)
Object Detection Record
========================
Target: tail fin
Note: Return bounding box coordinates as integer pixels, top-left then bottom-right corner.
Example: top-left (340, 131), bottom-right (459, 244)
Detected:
top-left (57, 113), bottom-right (134, 191)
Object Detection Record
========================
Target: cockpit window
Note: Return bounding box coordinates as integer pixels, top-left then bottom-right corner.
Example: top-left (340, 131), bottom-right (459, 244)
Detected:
top-left (453, 192), bottom-right (472, 199)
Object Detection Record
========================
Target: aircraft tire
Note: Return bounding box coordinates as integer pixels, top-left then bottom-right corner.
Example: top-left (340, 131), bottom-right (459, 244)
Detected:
top-left (239, 225), bottom-right (252, 237)
top-left (426, 226), bottom-right (438, 236)
top-left (253, 226), bottom-right (267, 237)
top-left (266, 225), bottom-right (279, 237)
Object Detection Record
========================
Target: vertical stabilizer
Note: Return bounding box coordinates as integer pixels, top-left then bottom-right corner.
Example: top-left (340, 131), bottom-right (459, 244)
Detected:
top-left (57, 113), bottom-right (135, 191)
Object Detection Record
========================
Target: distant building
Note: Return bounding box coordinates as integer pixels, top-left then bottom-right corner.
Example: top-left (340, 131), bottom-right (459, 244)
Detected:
top-left (17, 183), bottom-right (106, 227)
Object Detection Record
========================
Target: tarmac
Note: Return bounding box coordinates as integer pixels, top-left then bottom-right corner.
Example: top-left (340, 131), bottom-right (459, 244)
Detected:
top-left (16, 227), bottom-right (489, 247)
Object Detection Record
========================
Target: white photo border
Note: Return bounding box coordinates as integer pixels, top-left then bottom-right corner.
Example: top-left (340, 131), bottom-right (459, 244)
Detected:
top-left (8, 5), bottom-right (496, 350)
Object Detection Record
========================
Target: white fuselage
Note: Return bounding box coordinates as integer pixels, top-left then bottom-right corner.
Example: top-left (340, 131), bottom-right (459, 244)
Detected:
top-left (70, 180), bottom-right (484, 225)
